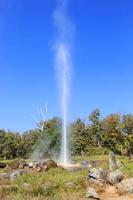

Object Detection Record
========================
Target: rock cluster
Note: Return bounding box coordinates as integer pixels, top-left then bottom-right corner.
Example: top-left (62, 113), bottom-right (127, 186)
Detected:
top-left (86, 152), bottom-right (133, 199)
top-left (0, 159), bottom-right (57, 181)
top-left (20, 159), bottom-right (57, 172)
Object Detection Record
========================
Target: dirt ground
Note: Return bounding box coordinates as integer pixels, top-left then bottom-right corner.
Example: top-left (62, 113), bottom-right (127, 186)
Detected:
top-left (100, 186), bottom-right (133, 200)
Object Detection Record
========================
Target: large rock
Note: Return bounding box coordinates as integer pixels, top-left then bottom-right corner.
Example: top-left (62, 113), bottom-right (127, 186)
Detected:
top-left (86, 187), bottom-right (100, 199)
top-left (0, 162), bottom-right (6, 168)
top-left (107, 169), bottom-right (124, 185)
top-left (10, 169), bottom-right (27, 181)
top-left (66, 181), bottom-right (76, 189)
top-left (46, 160), bottom-right (57, 169)
top-left (116, 160), bottom-right (124, 169)
top-left (88, 179), bottom-right (105, 192)
top-left (109, 151), bottom-right (118, 171)
top-left (88, 168), bottom-right (106, 183)
top-left (0, 172), bottom-right (10, 179)
top-left (28, 161), bottom-right (37, 168)
top-left (88, 168), bottom-right (106, 192)
top-left (41, 161), bottom-right (48, 171)
top-left (19, 160), bottom-right (28, 169)
top-left (116, 178), bottom-right (133, 194)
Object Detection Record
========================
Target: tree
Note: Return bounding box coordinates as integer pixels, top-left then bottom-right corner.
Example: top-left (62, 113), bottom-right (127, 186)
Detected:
top-left (70, 118), bottom-right (87, 156)
top-left (88, 109), bottom-right (102, 147)
top-left (122, 114), bottom-right (133, 158)
top-left (33, 117), bottom-right (61, 159)
top-left (101, 114), bottom-right (123, 154)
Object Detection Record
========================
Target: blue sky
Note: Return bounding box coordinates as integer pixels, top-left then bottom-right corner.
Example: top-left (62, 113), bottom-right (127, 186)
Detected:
top-left (0, 0), bottom-right (133, 132)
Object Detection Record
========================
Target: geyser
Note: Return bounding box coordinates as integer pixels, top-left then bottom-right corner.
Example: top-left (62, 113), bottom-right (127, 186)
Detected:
top-left (53, 0), bottom-right (73, 164)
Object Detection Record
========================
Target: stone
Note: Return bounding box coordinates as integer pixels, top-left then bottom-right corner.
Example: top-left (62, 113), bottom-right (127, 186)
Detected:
top-left (46, 160), bottom-right (57, 169)
top-left (19, 160), bottom-right (28, 169)
top-left (88, 179), bottom-right (105, 192)
top-left (28, 161), bottom-right (35, 168)
top-left (66, 181), bottom-right (76, 188)
top-left (28, 161), bottom-right (38, 168)
top-left (109, 151), bottom-right (118, 171)
top-left (42, 165), bottom-right (48, 171)
top-left (10, 169), bottom-right (27, 181)
top-left (36, 166), bottom-right (42, 172)
top-left (116, 160), bottom-right (124, 169)
top-left (23, 183), bottom-right (31, 189)
top-left (107, 169), bottom-right (124, 185)
top-left (81, 160), bottom-right (90, 165)
top-left (88, 168), bottom-right (106, 183)
top-left (91, 160), bottom-right (104, 168)
top-left (33, 162), bottom-right (41, 170)
top-left (116, 178), bottom-right (133, 194)
top-left (0, 172), bottom-right (10, 179)
top-left (0, 162), bottom-right (6, 168)
top-left (86, 187), bottom-right (100, 199)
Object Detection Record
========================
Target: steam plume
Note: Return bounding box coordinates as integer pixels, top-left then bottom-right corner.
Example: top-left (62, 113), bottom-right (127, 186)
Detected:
top-left (53, 0), bottom-right (74, 164)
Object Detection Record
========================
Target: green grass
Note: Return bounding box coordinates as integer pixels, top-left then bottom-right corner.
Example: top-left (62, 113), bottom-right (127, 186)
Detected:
top-left (0, 168), bottom-right (88, 200)
top-left (0, 155), bottom-right (132, 200)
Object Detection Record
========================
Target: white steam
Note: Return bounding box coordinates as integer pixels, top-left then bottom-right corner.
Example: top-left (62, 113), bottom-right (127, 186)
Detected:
top-left (53, 0), bottom-right (74, 164)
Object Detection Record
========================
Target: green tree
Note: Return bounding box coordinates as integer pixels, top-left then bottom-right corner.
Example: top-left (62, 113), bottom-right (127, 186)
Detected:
top-left (101, 114), bottom-right (123, 154)
top-left (70, 118), bottom-right (87, 156)
top-left (88, 109), bottom-right (102, 147)
top-left (122, 114), bottom-right (133, 157)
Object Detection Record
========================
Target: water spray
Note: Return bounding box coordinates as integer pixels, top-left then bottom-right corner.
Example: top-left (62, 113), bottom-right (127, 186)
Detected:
top-left (53, 0), bottom-right (73, 164)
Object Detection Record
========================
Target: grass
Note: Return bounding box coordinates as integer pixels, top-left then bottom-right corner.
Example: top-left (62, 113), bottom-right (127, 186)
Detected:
top-left (0, 168), bottom-right (88, 200)
top-left (0, 155), bottom-right (132, 200)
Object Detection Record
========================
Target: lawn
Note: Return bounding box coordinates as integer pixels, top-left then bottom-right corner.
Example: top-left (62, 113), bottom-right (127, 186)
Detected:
top-left (0, 155), bottom-right (132, 200)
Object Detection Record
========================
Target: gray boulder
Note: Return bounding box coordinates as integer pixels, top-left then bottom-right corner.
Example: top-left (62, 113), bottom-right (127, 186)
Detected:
top-left (116, 160), bottom-right (124, 169)
top-left (88, 168), bottom-right (106, 183)
top-left (0, 172), bottom-right (10, 179)
top-left (66, 181), bottom-right (76, 189)
top-left (116, 178), bottom-right (133, 194)
top-left (109, 151), bottom-right (118, 171)
top-left (28, 161), bottom-right (37, 168)
top-left (107, 169), bottom-right (124, 185)
top-left (88, 179), bottom-right (105, 192)
top-left (19, 160), bottom-right (28, 169)
top-left (10, 169), bottom-right (27, 181)
top-left (86, 187), bottom-right (100, 199)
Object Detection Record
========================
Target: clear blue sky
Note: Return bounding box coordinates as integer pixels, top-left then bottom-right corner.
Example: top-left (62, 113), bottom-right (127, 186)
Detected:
top-left (0, 0), bottom-right (133, 132)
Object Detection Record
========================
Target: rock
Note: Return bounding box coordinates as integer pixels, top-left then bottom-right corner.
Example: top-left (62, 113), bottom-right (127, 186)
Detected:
top-left (0, 172), bottom-right (10, 179)
top-left (86, 187), bottom-right (100, 199)
top-left (36, 166), bottom-right (42, 172)
top-left (116, 160), bottom-right (124, 169)
top-left (91, 160), bottom-right (104, 168)
top-left (28, 162), bottom-right (34, 168)
top-left (66, 181), bottom-right (76, 189)
top-left (116, 178), bottom-right (133, 194)
top-left (81, 160), bottom-right (92, 169)
top-left (88, 179), bottom-right (105, 192)
top-left (10, 169), bottom-right (27, 181)
top-left (107, 169), bottom-right (124, 185)
top-left (28, 161), bottom-right (37, 168)
top-left (109, 151), bottom-right (118, 171)
top-left (88, 168), bottom-right (106, 183)
top-left (23, 183), bottom-right (31, 189)
top-left (46, 160), bottom-right (57, 169)
top-left (41, 161), bottom-right (48, 171)
top-left (0, 162), bottom-right (6, 168)
top-left (33, 162), bottom-right (41, 170)
top-left (19, 160), bottom-right (28, 169)
top-left (81, 160), bottom-right (90, 165)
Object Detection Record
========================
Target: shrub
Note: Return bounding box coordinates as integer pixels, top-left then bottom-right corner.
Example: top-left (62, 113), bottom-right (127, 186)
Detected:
top-left (86, 147), bottom-right (110, 156)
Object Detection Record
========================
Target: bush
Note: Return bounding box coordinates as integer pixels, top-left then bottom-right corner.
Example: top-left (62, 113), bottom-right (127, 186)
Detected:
top-left (86, 147), bottom-right (109, 156)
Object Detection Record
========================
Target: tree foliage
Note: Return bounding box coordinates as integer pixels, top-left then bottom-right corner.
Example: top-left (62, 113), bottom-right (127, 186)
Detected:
top-left (0, 110), bottom-right (133, 160)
